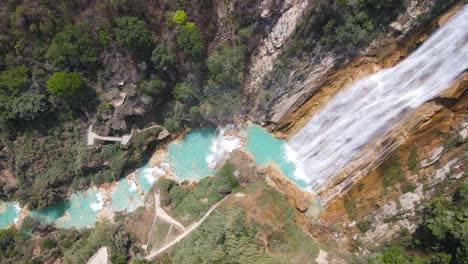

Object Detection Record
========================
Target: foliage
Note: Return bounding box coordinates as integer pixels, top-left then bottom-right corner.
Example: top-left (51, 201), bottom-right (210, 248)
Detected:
top-left (10, 93), bottom-right (48, 120)
top-left (173, 82), bottom-right (198, 102)
top-left (160, 163), bottom-right (239, 221)
top-left (115, 16), bottom-right (152, 55)
top-left (45, 24), bottom-right (99, 70)
top-left (0, 65), bottom-right (30, 94)
top-left (151, 44), bottom-right (176, 71)
top-left (408, 147), bottom-right (418, 173)
top-left (163, 117), bottom-right (181, 133)
top-left (382, 159), bottom-right (405, 189)
top-left (46, 71), bottom-right (84, 97)
top-left (321, 12), bottom-right (373, 47)
top-left (198, 84), bottom-right (243, 121)
top-left (0, 227), bottom-right (35, 262)
top-left (207, 44), bottom-right (246, 86)
top-left (357, 220), bottom-right (372, 233)
top-left (172, 10), bottom-right (187, 25)
top-left (63, 222), bottom-right (133, 263)
top-left (176, 22), bottom-right (204, 59)
top-left (173, 207), bottom-right (289, 264)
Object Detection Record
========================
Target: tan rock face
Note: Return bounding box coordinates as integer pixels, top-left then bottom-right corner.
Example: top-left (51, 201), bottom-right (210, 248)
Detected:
top-left (228, 149), bottom-right (262, 184)
top-left (258, 163), bottom-right (314, 212)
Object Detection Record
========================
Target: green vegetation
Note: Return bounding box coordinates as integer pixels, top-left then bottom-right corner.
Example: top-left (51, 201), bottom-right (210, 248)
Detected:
top-left (357, 220), bottom-right (372, 233)
top-left (46, 71), bottom-right (84, 97)
top-left (172, 10), bottom-right (187, 25)
top-left (10, 93), bottom-right (48, 120)
top-left (171, 181), bottom-right (319, 263)
top-left (173, 207), bottom-right (290, 264)
top-left (63, 222), bottom-right (134, 263)
top-left (173, 82), bottom-right (198, 102)
top-left (0, 65), bottom-right (30, 93)
top-left (115, 16), bottom-right (152, 56)
top-left (159, 163), bottom-right (239, 221)
top-left (151, 44), bottom-right (176, 71)
top-left (207, 44), bottom-right (246, 86)
top-left (176, 22), bottom-right (204, 59)
top-left (382, 159), bottom-right (405, 189)
top-left (359, 183), bottom-right (467, 263)
top-left (45, 24), bottom-right (99, 70)
top-left (408, 147), bottom-right (419, 173)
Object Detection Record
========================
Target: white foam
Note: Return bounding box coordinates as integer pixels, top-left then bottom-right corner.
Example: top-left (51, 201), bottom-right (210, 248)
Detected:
top-left (141, 167), bottom-right (165, 184)
top-left (206, 126), bottom-right (242, 169)
top-left (286, 6), bottom-right (468, 192)
top-left (13, 203), bottom-right (21, 224)
top-left (90, 192), bottom-right (105, 212)
top-left (129, 180), bottom-right (138, 192)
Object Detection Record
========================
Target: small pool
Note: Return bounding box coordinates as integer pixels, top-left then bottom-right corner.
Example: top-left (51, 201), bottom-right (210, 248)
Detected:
top-left (166, 127), bottom-right (216, 181)
top-left (0, 201), bottom-right (20, 229)
top-left (246, 125), bottom-right (307, 188)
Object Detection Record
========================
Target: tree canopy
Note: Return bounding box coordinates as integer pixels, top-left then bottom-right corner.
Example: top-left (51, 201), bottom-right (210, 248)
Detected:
top-left (115, 16), bottom-right (152, 55)
top-left (177, 22), bottom-right (204, 59)
top-left (46, 71), bottom-right (84, 97)
top-left (45, 24), bottom-right (99, 70)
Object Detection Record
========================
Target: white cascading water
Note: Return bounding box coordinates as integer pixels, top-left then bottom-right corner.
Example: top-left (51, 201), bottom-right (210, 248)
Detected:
top-left (286, 5), bottom-right (468, 193)
top-left (206, 124), bottom-right (243, 169)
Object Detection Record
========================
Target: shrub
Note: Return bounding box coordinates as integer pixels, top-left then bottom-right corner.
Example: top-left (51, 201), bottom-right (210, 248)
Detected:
top-left (357, 220), bottom-right (372, 233)
top-left (401, 182), bottom-right (416, 193)
top-left (163, 117), bottom-right (181, 133)
top-left (115, 17), bottom-right (152, 55)
top-left (408, 147), bottom-right (418, 172)
top-left (173, 82), bottom-right (198, 102)
top-left (0, 65), bottom-right (30, 94)
top-left (45, 24), bottom-right (99, 69)
top-left (207, 44), bottom-right (245, 86)
top-left (46, 71), bottom-right (84, 97)
top-left (382, 159), bottom-right (405, 188)
top-left (138, 79), bottom-right (167, 96)
top-left (151, 44), bottom-right (176, 71)
top-left (176, 22), bottom-right (203, 59)
top-left (11, 93), bottom-right (48, 120)
top-left (169, 185), bottom-right (188, 206)
top-left (172, 10), bottom-right (187, 25)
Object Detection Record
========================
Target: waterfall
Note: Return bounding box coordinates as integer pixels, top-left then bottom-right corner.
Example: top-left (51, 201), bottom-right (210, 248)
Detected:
top-left (206, 125), bottom-right (243, 169)
top-left (286, 5), bottom-right (468, 194)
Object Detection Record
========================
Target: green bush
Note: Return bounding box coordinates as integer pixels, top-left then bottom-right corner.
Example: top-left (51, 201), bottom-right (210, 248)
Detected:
top-left (0, 65), bottom-right (30, 94)
top-left (163, 117), bottom-right (181, 133)
top-left (408, 147), bottom-right (418, 172)
top-left (151, 44), bottom-right (176, 71)
top-left (115, 16), bottom-right (152, 55)
top-left (207, 44), bottom-right (245, 86)
top-left (382, 159), bottom-right (405, 189)
top-left (172, 10), bottom-right (187, 25)
top-left (46, 71), bottom-right (84, 97)
top-left (138, 79), bottom-right (167, 96)
top-left (11, 93), bottom-right (48, 120)
top-left (176, 22), bottom-right (203, 59)
top-left (169, 185), bottom-right (188, 206)
top-left (357, 220), bottom-right (372, 233)
top-left (45, 24), bottom-right (99, 69)
top-left (173, 82), bottom-right (198, 102)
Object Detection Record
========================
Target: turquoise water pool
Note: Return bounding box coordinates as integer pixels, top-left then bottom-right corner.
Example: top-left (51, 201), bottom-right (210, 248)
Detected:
top-left (1, 124), bottom-right (302, 229)
top-left (109, 179), bottom-right (144, 213)
top-left (166, 127), bottom-right (216, 181)
top-left (0, 201), bottom-right (20, 229)
top-left (30, 188), bottom-right (104, 228)
top-left (246, 125), bottom-right (306, 188)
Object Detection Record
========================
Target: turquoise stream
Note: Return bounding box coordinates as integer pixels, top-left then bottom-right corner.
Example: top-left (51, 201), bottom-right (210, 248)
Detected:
top-left (0, 125), bottom-right (297, 229)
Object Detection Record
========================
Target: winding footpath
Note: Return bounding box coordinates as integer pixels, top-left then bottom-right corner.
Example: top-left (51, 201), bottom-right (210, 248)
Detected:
top-left (145, 196), bottom-right (227, 261)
